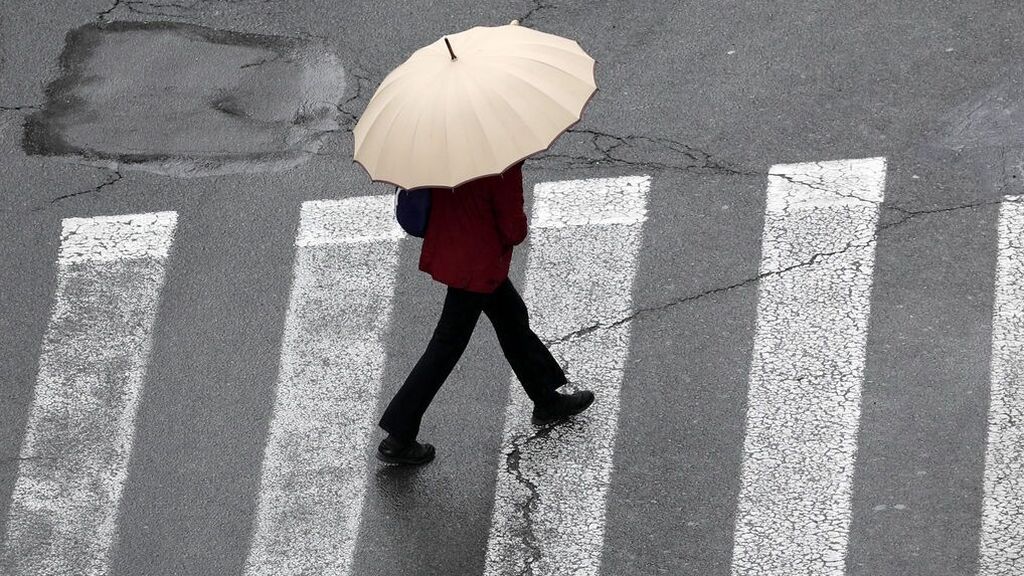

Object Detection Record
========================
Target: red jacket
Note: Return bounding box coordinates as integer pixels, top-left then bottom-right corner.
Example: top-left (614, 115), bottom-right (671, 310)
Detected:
top-left (419, 161), bottom-right (528, 293)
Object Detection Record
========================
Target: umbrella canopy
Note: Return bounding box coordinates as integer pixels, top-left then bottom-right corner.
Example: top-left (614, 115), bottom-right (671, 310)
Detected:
top-left (353, 21), bottom-right (597, 189)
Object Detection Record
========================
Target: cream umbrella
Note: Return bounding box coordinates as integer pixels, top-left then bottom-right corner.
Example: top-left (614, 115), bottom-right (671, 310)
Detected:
top-left (353, 20), bottom-right (597, 189)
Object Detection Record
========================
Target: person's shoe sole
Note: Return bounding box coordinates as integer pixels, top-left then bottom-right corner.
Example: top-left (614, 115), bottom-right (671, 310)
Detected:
top-left (531, 391), bottom-right (595, 426)
top-left (376, 443), bottom-right (435, 466)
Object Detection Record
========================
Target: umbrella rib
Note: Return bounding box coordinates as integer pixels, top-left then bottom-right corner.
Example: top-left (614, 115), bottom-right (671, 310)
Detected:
top-left (499, 53), bottom-right (596, 85)
top-left (497, 58), bottom-right (596, 112)
top-left (365, 87), bottom-right (431, 179)
top-left (497, 38), bottom-right (590, 57)
top-left (359, 71), bottom-right (437, 131)
top-left (460, 71), bottom-right (503, 169)
top-left (374, 58), bottom-right (440, 93)
top-left (395, 93), bottom-right (431, 188)
top-left (498, 66), bottom-right (592, 120)
top-left (442, 73), bottom-right (457, 185)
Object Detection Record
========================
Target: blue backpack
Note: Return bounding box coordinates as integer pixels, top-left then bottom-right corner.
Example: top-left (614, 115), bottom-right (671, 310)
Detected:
top-left (394, 186), bottom-right (431, 238)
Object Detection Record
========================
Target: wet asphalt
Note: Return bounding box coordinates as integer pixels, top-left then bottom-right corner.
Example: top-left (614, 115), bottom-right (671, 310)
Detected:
top-left (1, 1), bottom-right (1023, 575)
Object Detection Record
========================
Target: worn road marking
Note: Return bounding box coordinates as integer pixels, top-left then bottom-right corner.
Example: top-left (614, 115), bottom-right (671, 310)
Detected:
top-left (243, 196), bottom-right (404, 576)
top-left (483, 176), bottom-right (650, 576)
top-left (978, 195), bottom-right (1024, 576)
top-left (0, 212), bottom-right (177, 576)
top-left (730, 158), bottom-right (887, 576)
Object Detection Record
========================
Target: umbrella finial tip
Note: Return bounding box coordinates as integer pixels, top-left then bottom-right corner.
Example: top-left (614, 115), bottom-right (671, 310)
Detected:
top-left (444, 36), bottom-right (457, 60)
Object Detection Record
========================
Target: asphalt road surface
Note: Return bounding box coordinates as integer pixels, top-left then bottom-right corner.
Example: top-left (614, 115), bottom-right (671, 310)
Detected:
top-left (2, 2), bottom-right (1023, 576)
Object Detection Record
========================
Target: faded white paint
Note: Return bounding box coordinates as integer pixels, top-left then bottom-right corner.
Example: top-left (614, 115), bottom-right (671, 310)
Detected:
top-left (483, 175), bottom-right (650, 576)
top-left (978, 195), bottom-right (1024, 576)
top-left (243, 195), bottom-right (403, 576)
top-left (730, 157), bottom-right (887, 576)
top-left (0, 211), bottom-right (177, 576)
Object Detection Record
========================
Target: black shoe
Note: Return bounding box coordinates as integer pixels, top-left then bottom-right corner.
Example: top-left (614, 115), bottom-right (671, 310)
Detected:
top-left (376, 435), bottom-right (435, 465)
top-left (531, 390), bottom-right (595, 426)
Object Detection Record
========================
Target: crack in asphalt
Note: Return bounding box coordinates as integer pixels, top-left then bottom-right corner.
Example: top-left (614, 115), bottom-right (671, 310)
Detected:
top-left (336, 62), bottom-right (374, 131)
top-left (879, 195), bottom-right (1019, 230)
top-left (543, 236), bottom-right (873, 349)
top-left (31, 170), bottom-right (125, 212)
top-left (330, 37), bottom-right (381, 135)
top-left (239, 53), bottom-right (284, 69)
top-left (768, 165), bottom-right (883, 207)
top-left (533, 128), bottom-right (763, 177)
top-left (97, 0), bottom-right (198, 20)
top-left (504, 422), bottom-right (560, 576)
top-left (96, 0), bottom-right (122, 19)
top-left (0, 105), bottom-right (41, 112)
top-left (519, 0), bottom-right (553, 27)
top-left (541, 194), bottom-right (1022, 349)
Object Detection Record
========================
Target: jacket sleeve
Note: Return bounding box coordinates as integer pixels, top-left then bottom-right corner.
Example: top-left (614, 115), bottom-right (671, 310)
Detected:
top-left (492, 161), bottom-right (528, 246)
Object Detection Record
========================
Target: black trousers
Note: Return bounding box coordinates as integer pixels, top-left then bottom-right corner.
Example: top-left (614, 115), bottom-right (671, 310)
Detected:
top-left (379, 277), bottom-right (566, 442)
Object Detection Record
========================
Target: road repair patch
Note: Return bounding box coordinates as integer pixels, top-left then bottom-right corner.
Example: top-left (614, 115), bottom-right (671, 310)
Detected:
top-left (24, 21), bottom-right (346, 177)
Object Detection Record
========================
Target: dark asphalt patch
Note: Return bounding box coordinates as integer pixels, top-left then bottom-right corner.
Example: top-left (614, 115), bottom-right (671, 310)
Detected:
top-left (24, 21), bottom-right (346, 177)
top-left (941, 79), bottom-right (1024, 151)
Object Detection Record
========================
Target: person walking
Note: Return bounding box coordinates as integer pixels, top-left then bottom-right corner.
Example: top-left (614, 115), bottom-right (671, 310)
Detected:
top-left (351, 20), bottom-right (600, 465)
top-left (375, 160), bottom-right (595, 465)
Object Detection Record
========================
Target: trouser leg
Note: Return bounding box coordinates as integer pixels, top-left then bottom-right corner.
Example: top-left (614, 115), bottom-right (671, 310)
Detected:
top-left (483, 278), bottom-right (567, 405)
top-left (379, 286), bottom-right (484, 442)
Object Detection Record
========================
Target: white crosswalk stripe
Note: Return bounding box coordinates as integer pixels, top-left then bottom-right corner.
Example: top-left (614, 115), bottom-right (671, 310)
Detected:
top-left (0, 211), bottom-right (177, 576)
top-left (978, 195), bottom-right (1024, 576)
top-left (483, 176), bottom-right (650, 576)
top-left (243, 196), bottom-right (404, 576)
top-left (730, 157), bottom-right (887, 576)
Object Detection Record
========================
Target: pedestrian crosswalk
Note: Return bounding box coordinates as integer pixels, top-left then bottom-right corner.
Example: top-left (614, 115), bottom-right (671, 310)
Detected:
top-left (0, 159), bottom-right (1021, 576)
